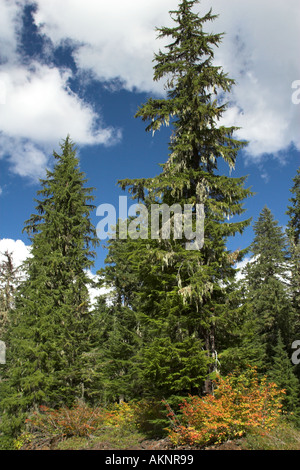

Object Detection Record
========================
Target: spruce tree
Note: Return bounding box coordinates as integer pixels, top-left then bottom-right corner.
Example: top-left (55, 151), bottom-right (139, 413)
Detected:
top-left (115, 0), bottom-right (252, 397)
top-left (0, 137), bottom-right (99, 437)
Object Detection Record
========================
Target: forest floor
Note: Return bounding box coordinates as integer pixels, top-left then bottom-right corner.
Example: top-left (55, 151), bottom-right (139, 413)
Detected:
top-left (19, 421), bottom-right (300, 451)
top-left (26, 435), bottom-right (244, 451)
top-left (86, 437), bottom-right (243, 451)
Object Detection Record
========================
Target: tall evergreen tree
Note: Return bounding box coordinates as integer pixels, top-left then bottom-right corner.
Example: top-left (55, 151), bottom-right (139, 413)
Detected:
top-left (268, 331), bottom-right (300, 419)
top-left (243, 206), bottom-right (294, 369)
top-left (0, 251), bottom-right (21, 339)
top-left (214, 275), bottom-right (266, 375)
top-left (286, 167), bottom-right (300, 345)
top-left (287, 167), bottom-right (300, 244)
top-left (112, 0), bottom-right (252, 397)
top-left (0, 137), bottom-right (99, 437)
top-left (94, 233), bottom-right (142, 403)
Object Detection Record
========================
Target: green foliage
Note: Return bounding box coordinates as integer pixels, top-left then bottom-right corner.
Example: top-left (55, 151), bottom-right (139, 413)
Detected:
top-left (0, 435), bottom-right (15, 450)
top-left (101, 0), bottom-right (253, 400)
top-left (16, 399), bottom-right (165, 449)
top-left (137, 336), bottom-right (209, 397)
top-left (286, 166), bottom-right (300, 367)
top-left (286, 166), bottom-right (300, 244)
top-left (242, 206), bottom-right (295, 365)
top-left (1, 2), bottom-right (299, 452)
top-left (96, 304), bottom-right (141, 403)
top-left (165, 367), bottom-right (285, 448)
top-left (0, 251), bottom-right (21, 338)
top-left (268, 332), bottom-right (300, 419)
top-left (242, 420), bottom-right (300, 450)
top-left (0, 137), bottom-right (100, 438)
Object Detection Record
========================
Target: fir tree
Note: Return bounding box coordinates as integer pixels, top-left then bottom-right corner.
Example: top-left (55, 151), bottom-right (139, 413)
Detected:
top-left (0, 137), bottom-right (99, 437)
top-left (96, 303), bottom-right (141, 403)
top-left (268, 332), bottom-right (300, 419)
top-left (244, 206), bottom-right (294, 368)
top-left (0, 251), bottom-right (21, 339)
top-left (287, 167), bottom-right (300, 244)
top-left (286, 167), bottom-right (300, 346)
top-left (115, 0), bottom-right (252, 396)
top-left (215, 276), bottom-right (266, 375)
top-left (95, 230), bottom-right (143, 403)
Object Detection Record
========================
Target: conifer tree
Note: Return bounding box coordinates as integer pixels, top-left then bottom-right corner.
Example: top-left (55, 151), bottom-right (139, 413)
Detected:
top-left (286, 167), bottom-right (300, 346)
top-left (0, 251), bottom-right (21, 339)
top-left (214, 276), bottom-right (266, 375)
top-left (114, 0), bottom-right (252, 396)
top-left (268, 331), bottom-right (300, 419)
top-left (0, 137), bottom-right (99, 437)
top-left (95, 231), bottom-right (143, 403)
top-left (244, 206), bottom-right (294, 368)
top-left (287, 167), bottom-right (300, 244)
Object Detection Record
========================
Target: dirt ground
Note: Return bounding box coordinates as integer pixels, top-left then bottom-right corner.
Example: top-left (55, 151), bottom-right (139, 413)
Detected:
top-left (20, 435), bottom-right (243, 451)
top-left (87, 437), bottom-right (243, 451)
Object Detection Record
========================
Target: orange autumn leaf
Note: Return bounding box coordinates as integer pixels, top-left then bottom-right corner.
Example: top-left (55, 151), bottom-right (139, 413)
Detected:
top-left (165, 367), bottom-right (285, 447)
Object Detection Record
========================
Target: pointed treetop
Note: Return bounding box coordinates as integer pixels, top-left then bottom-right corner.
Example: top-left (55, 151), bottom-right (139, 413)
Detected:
top-left (286, 166), bottom-right (300, 244)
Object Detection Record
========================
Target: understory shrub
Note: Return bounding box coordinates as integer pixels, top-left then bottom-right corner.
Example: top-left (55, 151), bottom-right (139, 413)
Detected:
top-left (242, 420), bottom-right (300, 450)
top-left (23, 401), bottom-right (107, 441)
top-left (16, 399), bottom-right (160, 448)
top-left (165, 367), bottom-right (286, 448)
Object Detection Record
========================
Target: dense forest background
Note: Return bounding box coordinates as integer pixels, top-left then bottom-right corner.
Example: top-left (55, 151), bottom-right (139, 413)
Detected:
top-left (0, 0), bottom-right (299, 450)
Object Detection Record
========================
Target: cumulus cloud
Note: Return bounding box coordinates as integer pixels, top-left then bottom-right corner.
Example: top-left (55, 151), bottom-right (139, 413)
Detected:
top-left (32, 0), bottom-right (300, 162)
top-left (33, 0), bottom-right (176, 94)
top-left (0, 63), bottom-right (121, 180)
top-left (0, 238), bottom-right (32, 268)
top-left (205, 0), bottom-right (300, 160)
top-left (0, 0), bottom-right (299, 180)
top-left (0, 136), bottom-right (49, 181)
top-left (0, 0), bottom-right (22, 62)
top-left (0, 239), bottom-right (111, 305)
top-left (0, 0), bottom-right (121, 181)
top-left (0, 63), bottom-right (118, 145)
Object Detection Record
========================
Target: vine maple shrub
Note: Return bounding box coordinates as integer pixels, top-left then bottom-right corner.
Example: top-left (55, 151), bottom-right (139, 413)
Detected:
top-left (24, 403), bottom-right (107, 439)
top-left (164, 368), bottom-right (286, 447)
top-left (21, 400), bottom-right (151, 444)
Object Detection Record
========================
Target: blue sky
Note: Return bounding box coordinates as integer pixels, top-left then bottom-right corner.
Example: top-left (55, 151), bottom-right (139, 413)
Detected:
top-left (0, 0), bottom-right (299, 274)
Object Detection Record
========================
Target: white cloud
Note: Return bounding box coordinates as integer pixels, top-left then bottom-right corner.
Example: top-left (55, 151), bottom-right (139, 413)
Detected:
top-left (0, 0), bottom-right (22, 62)
top-left (85, 270), bottom-right (113, 307)
top-left (0, 62), bottom-right (121, 180)
top-left (0, 0), bottom-right (121, 181)
top-left (0, 239), bottom-right (111, 307)
top-left (33, 0), bottom-right (176, 94)
top-left (0, 135), bottom-right (49, 181)
top-left (201, 0), bottom-right (300, 160)
top-left (32, 0), bottom-right (300, 161)
top-left (0, 0), bottom-right (299, 179)
top-left (205, 0), bottom-right (300, 162)
top-left (0, 63), bottom-right (119, 145)
top-left (0, 238), bottom-right (32, 268)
